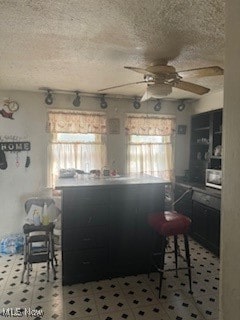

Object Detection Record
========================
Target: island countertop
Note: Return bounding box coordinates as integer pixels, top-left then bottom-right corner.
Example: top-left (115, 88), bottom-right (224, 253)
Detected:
top-left (55, 174), bottom-right (170, 189)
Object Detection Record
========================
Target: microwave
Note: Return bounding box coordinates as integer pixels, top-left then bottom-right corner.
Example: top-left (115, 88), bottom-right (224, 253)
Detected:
top-left (206, 169), bottom-right (222, 189)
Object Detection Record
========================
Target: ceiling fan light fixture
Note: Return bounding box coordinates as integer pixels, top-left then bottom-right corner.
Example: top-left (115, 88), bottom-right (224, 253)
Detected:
top-left (73, 91), bottom-right (81, 107)
top-left (45, 89), bottom-right (53, 105)
top-left (100, 95), bottom-right (108, 109)
top-left (153, 84), bottom-right (172, 96)
top-left (133, 97), bottom-right (141, 109)
top-left (177, 100), bottom-right (185, 111)
top-left (154, 99), bottom-right (162, 111)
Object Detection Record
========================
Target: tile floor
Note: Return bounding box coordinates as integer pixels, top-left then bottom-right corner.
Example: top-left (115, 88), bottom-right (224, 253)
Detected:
top-left (0, 237), bottom-right (219, 320)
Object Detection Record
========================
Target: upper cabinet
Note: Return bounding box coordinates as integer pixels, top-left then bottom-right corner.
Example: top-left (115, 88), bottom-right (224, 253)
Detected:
top-left (211, 110), bottom-right (222, 169)
top-left (190, 109), bottom-right (223, 183)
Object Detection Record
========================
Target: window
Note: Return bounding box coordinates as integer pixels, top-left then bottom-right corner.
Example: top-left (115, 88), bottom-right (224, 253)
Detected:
top-left (47, 111), bottom-right (107, 186)
top-left (125, 114), bottom-right (175, 180)
top-left (56, 133), bottom-right (96, 143)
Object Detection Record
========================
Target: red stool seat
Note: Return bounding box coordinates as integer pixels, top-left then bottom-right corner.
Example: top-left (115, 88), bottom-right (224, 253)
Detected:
top-left (148, 211), bottom-right (191, 236)
top-left (148, 210), bottom-right (192, 298)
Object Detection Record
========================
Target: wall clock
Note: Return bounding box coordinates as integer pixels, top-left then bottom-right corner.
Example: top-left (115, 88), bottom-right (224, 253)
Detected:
top-left (5, 100), bottom-right (19, 112)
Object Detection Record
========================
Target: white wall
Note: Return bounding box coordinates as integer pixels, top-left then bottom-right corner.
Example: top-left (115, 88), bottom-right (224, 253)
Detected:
top-left (220, 0), bottom-right (240, 318)
top-left (191, 91), bottom-right (223, 114)
top-left (0, 90), bottom-right (190, 238)
top-left (0, 91), bottom-right (48, 239)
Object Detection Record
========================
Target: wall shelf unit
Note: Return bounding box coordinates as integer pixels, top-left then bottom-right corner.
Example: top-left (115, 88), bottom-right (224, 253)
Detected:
top-left (189, 109), bottom-right (223, 183)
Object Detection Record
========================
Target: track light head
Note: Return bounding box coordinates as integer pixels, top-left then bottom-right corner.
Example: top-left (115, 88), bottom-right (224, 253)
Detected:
top-left (177, 100), bottom-right (185, 111)
top-left (45, 90), bottom-right (53, 105)
top-left (133, 97), bottom-right (141, 109)
top-left (100, 95), bottom-right (108, 109)
top-left (154, 99), bottom-right (162, 111)
top-left (73, 91), bottom-right (81, 107)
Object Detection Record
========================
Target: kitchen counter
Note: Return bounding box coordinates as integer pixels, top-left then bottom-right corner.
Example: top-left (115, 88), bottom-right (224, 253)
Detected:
top-left (175, 177), bottom-right (221, 198)
top-left (55, 174), bottom-right (170, 188)
top-left (57, 174), bottom-right (168, 285)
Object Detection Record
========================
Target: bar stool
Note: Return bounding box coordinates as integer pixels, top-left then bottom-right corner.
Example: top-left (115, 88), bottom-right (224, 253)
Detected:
top-left (148, 211), bottom-right (192, 298)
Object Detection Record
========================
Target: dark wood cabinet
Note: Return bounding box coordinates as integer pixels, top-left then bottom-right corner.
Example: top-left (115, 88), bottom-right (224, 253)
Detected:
top-left (109, 185), bottom-right (164, 277)
top-left (62, 187), bottom-right (110, 284)
top-left (192, 190), bottom-right (220, 256)
top-left (190, 109), bottom-right (222, 183)
top-left (186, 108), bottom-right (222, 256)
top-left (61, 183), bottom-right (165, 285)
top-left (174, 184), bottom-right (221, 256)
top-left (211, 110), bottom-right (222, 170)
top-left (190, 112), bottom-right (210, 183)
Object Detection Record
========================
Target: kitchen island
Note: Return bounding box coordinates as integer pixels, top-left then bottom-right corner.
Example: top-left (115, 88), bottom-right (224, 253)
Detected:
top-left (56, 175), bottom-right (169, 285)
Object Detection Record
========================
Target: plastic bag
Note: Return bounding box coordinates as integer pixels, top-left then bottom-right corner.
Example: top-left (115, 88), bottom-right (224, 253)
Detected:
top-left (0, 233), bottom-right (24, 254)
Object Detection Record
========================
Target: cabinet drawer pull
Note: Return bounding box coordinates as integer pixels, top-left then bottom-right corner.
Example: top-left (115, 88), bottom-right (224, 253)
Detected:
top-left (82, 261), bottom-right (90, 265)
top-left (83, 238), bottom-right (91, 241)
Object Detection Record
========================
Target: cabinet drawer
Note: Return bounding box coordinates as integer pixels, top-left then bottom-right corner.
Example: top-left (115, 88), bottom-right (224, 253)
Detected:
top-left (63, 187), bottom-right (109, 204)
top-left (63, 204), bottom-right (108, 228)
top-left (62, 248), bottom-right (109, 284)
top-left (63, 226), bottom-right (108, 251)
top-left (110, 186), bottom-right (140, 202)
top-left (192, 191), bottom-right (221, 210)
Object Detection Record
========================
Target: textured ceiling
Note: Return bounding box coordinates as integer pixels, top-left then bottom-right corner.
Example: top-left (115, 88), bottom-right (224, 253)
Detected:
top-left (0, 0), bottom-right (225, 100)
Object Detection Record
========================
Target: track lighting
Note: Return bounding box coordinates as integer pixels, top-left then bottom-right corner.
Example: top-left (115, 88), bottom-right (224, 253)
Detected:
top-left (177, 100), bottom-right (185, 111)
top-left (133, 97), bottom-right (141, 109)
top-left (154, 99), bottom-right (161, 111)
top-left (100, 95), bottom-right (108, 109)
top-left (73, 91), bottom-right (81, 107)
top-left (45, 89), bottom-right (53, 105)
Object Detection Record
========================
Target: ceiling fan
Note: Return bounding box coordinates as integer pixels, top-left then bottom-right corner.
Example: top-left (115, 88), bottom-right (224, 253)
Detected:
top-left (99, 64), bottom-right (224, 101)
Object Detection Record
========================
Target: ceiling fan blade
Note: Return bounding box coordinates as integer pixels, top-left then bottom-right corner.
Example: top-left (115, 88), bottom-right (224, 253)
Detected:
top-left (98, 80), bottom-right (148, 92)
top-left (178, 66), bottom-right (224, 78)
top-left (174, 80), bottom-right (210, 95)
top-left (124, 66), bottom-right (155, 76)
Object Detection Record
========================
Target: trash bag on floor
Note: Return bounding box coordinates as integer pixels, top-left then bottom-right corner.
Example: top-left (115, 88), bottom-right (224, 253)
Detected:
top-left (0, 234), bottom-right (24, 254)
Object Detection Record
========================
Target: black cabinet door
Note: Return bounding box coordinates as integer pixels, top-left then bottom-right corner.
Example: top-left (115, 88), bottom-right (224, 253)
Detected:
top-left (192, 201), bottom-right (220, 256)
top-left (62, 248), bottom-right (109, 285)
top-left (192, 201), bottom-right (208, 242)
top-left (109, 198), bottom-right (143, 277)
top-left (109, 184), bottom-right (164, 277)
top-left (62, 188), bottom-right (109, 228)
top-left (206, 207), bottom-right (220, 255)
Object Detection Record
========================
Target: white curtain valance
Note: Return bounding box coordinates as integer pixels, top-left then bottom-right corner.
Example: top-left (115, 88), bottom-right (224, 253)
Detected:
top-left (125, 115), bottom-right (175, 136)
top-left (47, 111), bottom-right (107, 134)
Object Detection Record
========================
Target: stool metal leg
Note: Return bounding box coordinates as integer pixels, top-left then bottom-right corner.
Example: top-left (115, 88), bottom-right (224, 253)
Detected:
top-left (158, 236), bottom-right (167, 298)
top-left (49, 232), bottom-right (57, 280)
top-left (174, 235), bottom-right (178, 277)
top-left (148, 230), bottom-right (157, 279)
top-left (21, 235), bottom-right (28, 283)
top-left (183, 234), bottom-right (192, 294)
top-left (26, 259), bottom-right (30, 285)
